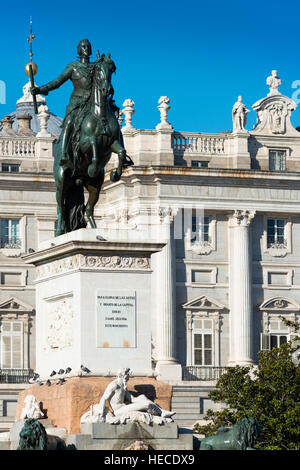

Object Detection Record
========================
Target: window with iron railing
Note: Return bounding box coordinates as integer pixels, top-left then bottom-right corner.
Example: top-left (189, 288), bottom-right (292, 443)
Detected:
top-left (191, 214), bottom-right (211, 244)
top-left (267, 218), bottom-right (286, 248)
top-left (0, 218), bottom-right (21, 248)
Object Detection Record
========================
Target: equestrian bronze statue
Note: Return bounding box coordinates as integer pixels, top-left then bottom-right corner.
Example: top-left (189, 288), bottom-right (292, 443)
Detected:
top-left (31, 39), bottom-right (133, 236)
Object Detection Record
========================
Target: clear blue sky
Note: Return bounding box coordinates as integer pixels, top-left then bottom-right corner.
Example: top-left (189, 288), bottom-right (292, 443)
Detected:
top-left (1, 0), bottom-right (300, 133)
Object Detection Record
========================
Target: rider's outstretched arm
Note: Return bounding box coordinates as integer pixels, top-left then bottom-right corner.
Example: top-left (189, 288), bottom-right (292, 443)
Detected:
top-left (34, 64), bottom-right (73, 96)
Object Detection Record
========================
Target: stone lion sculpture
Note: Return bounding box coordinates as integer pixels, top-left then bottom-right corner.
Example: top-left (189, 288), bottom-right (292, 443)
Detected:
top-left (200, 417), bottom-right (262, 450)
top-left (17, 418), bottom-right (48, 450)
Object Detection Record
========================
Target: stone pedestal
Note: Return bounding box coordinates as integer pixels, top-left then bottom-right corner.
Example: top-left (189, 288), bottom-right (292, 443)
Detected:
top-left (67, 422), bottom-right (194, 450)
top-left (23, 229), bottom-right (164, 378)
top-left (16, 377), bottom-right (173, 435)
top-left (231, 132), bottom-right (251, 169)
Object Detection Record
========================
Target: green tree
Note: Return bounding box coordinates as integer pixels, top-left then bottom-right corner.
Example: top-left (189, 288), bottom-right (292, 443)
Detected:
top-left (194, 319), bottom-right (300, 450)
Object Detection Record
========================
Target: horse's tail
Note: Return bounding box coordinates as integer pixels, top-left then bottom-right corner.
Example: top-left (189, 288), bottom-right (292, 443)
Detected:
top-left (64, 181), bottom-right (87, 232)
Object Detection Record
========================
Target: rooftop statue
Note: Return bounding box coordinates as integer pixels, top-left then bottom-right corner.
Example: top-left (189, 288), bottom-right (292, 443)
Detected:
top-left (267, 70), bottom-right (282, 96)
top-left (232, 96), bottom-right (250, 133)
top-left (31, 39), bottom-right (133, 236)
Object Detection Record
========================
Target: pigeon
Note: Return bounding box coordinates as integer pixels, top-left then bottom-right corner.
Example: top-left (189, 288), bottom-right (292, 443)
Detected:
top-left (50, 370), bottom-right (56, 377)
top-left (58, 369), bottom-right (65, 375)
top-left (57, 378), bottom-right (65, 385)
top-left (32, 372), bottom-right (40, 381)
top-left (37, 381), bottom-right (43, 386)
top-left (46, 379), bottom-right (51, 386)
top-left (50, 243), bottom-right (55, 247)
top-left (96, 235), bottom-right (106, 241)
top-left (65, 367), bottom-right (72, 374)
top-left (28, 248), bottom-right (35, 253)
top-left (81, 365), bottom-right (91, 373)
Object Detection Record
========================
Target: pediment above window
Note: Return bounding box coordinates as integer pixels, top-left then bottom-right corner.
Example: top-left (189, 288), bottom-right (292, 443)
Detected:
top-left (259, 296), bottom-right (300, 312)
top-left (182, 295), bottom-right (226, 311)
top-left (0, 296), bottom-right (34, 314)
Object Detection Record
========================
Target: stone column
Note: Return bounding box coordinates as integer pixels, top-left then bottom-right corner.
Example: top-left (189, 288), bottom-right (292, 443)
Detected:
top-left (155, 208), bottom-right (182, 381)
top-left (228, 210), bottom-right (255, 366)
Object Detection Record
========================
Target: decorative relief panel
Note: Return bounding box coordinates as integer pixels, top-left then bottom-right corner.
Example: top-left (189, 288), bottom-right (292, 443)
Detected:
top-left (44, 296), bottom-right (74, 351)
top-left (36, 254), bottom-right (150, 279)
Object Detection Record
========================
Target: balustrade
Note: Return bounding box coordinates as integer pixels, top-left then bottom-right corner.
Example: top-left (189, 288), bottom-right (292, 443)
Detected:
top-left (173, 132), bottom-right (226, 154)
top-left (0, 138), bottom-right (35, 158)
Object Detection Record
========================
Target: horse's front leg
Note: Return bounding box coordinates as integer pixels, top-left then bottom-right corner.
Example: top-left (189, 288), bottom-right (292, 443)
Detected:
top-left (110, 140), bottom-right (134, 182)
top-left (87, 136), bottom-right (101, 179)
top-left (85, 171), bottom-right (104, 228)
top-left (55, 166), bottom-right (70, 236)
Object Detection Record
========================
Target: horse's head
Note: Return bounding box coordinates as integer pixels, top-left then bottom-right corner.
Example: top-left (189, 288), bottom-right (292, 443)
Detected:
top-left (94, 52), bottom-right (116, 99)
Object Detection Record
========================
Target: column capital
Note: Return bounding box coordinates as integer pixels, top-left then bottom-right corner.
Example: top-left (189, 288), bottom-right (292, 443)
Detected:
top-left (232, 209), bottom-right (256, 226)
top-left (158, 207), bottom-right (178, 223)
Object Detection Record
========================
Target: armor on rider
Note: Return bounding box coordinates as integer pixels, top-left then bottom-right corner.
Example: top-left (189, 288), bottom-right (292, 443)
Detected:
top-left (32, 39), bottom-right (94, 167)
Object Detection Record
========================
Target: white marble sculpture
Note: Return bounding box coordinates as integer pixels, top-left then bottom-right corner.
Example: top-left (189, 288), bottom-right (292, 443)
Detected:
top-left (232, 96), bottom-right (250, 133)
top-left (20, 395), bottom-right (44, 420)
top-left (17, 81), bottom-right (46, 105)
top-left (267, 70), bottom-right (282, 96)
top-left (80, 368), bottom-right (175, 425)
top-left (36, 104), bottom-right (51, 137)
top-left (156, 96), bottom-right (172, 130)
top-left (122, 99), bottom-right (136, 131)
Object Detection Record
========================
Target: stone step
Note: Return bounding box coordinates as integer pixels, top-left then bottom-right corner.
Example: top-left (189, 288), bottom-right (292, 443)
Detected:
top-left (171, 402), bottom-right (200, 410)
top-left (173, 413), bottom-right (203, 420)
top-left (175, 419), bottom-right (199, 427)
top-left (172, 391), bottom-right (206, 397)
top-left (172, 408), bottom-right (202, 416)
top-left (0, 422), bottom-right (13, 432)
top-left (172, 397), bottom-right (200, 403)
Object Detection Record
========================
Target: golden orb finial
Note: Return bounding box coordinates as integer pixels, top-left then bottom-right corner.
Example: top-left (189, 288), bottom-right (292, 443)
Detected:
top-left (25, 17), bottom-right (38, 76)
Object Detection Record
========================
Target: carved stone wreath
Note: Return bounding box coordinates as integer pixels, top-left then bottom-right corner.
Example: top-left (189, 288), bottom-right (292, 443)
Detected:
top-left (36, 254), bottom-right (150, 279)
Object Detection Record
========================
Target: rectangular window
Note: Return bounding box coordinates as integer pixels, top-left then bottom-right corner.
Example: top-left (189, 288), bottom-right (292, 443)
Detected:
top-left (193, 319), bottom-right (213, 366)
top-left (1, 164), bottom-right (20, 173)
top-left (191, 161), bottom-right (209, 168)
top-left (267, 219), bottom-right (285, 247)
top-left (0, 219), bottom-right (20, 248)
top-left (269, 150), bottom-right (286, 171)
top-left (0, 321), bottom-right (23, 369)
top-left (191, 214), bottom-right (210, 242)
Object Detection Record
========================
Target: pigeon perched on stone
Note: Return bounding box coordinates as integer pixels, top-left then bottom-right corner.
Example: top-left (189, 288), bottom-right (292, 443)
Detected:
top-left (57, 378), bottom-right (65, 385)
top-left (81, 365), bottom-right (91, 373)
top-left (58, 369), bottom-right (65, 375)
top-left (65, 367), bottom-right (72, 374)
top-left (32, 372), bottom-right (40, 381)
top-left (50, 370), bottom-right (56, 377)
top-left (37, 381), bottom-right (43, 386)
top-left (96, 235), bottom-right (106, 241)
top-left (46, 379), bottom-right (51, 386)
top-left (28, 248), bottom-right (35, 253)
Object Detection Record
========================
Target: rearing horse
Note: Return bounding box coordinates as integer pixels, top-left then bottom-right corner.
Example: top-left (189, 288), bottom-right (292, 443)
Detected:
top-left (54, 53), bottom-right (133, 236)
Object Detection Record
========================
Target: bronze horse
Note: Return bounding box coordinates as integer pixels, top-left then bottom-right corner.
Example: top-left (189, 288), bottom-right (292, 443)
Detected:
top-left (54, 53), bottom-right (133, 236)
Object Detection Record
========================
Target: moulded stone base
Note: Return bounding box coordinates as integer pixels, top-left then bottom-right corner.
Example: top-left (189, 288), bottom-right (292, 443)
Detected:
top-left (156, 363), bottom-right (182, 382)
top-left (16, 377), bottom-right (173, 435)
top-left (66, 423), bottom-right (194, 450)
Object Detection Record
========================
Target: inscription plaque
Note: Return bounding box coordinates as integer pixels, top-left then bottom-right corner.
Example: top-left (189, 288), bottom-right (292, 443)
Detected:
top-left (96, 290), bottom-right (136, 348)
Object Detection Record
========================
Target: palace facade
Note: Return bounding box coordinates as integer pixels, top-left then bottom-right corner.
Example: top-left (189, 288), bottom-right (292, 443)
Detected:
top-left (0, 72), bottom-right (299, 428)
